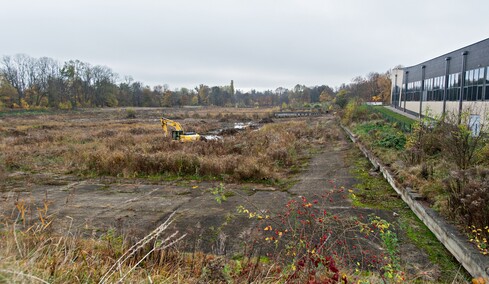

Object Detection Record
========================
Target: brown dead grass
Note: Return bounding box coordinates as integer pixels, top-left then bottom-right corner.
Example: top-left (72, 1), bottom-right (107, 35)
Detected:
top-left (0, 202), bottom-right (281, 284)
top-left (0, 108), bottom-right (337, 183)
top-left (0, 191), bottom-right (389, 284)
top-left (68, 120), bottom-right (328, 181)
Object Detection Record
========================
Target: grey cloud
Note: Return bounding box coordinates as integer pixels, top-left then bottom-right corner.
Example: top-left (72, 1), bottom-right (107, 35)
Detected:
top-left (1, 0), bottom-right (488, 91)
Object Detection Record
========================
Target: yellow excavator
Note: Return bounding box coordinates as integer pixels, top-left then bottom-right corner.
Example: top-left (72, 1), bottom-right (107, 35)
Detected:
top-left (160, 117), bottom-right (201, 142)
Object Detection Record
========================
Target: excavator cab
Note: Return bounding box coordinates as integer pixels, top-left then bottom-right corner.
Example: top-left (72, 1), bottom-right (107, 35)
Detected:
top-left (171, 130), bottom-right (184, 141)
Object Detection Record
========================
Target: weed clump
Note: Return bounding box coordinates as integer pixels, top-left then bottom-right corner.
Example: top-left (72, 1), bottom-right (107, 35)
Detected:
top-left (125, 108), bottom-right (136, 118)
top-left (445, 167), bottom-right (489, 240)
top-left (236, 191), bottom-right (408, 283)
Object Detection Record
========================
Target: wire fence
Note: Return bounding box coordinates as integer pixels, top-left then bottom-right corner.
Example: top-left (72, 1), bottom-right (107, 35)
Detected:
top-left (365, 106), bottom-right (414, 133)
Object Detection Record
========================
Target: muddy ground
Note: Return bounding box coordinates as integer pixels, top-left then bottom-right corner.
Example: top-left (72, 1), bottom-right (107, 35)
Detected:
top-left (0, 108), bottom-right (446, 279)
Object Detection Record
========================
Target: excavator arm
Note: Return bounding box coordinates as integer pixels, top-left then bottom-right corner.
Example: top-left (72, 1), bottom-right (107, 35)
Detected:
top-left (161, 118), bottom-right (183, 137)
top-left (160, 117), bottom-right (200, 142)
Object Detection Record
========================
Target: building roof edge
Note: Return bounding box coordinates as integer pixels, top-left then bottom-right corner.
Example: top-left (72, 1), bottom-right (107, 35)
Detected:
top-left (402, 37), bottom-right (489, 70)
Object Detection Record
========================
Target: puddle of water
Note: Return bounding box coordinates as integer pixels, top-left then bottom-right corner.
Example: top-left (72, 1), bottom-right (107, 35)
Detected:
top-left (234, 122), bottom-right (258, 129)
top-left (202, 135), bottom-right (222, 141)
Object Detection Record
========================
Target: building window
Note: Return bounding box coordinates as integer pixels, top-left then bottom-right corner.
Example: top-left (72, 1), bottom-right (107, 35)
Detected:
top-left (432, 75), bottom-right (445, 101)
top-left (414, 81), bottom-right (421, 101)
top-left (447, 73), bottom-right (461, 101)
top-left (424, 78), bottom-right (433, 101)
top-left (406, 82), bottom-right (415, 101)
top-left (485, 67), bottom-right (489, 100)
top-left (464, 68), bottom-right (485, 101)
top-left (479, 68), bottom-right (485, 85)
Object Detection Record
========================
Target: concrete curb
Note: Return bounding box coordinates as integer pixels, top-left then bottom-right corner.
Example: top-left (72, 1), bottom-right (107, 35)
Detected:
top-left (341, 125), bottom-right (489, 278)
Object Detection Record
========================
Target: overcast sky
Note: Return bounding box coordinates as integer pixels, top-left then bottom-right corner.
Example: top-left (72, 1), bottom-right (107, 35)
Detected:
top-left (1, 0), bottom-right (488, 91)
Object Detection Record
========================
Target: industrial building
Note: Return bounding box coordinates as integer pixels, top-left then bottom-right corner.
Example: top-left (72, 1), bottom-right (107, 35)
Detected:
top-left (390, 38), bottom-right (489, 125)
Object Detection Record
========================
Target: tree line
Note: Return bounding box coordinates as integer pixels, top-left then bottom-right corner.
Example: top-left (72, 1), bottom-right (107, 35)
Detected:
top-left (0, 54), bottom-right (393, 110)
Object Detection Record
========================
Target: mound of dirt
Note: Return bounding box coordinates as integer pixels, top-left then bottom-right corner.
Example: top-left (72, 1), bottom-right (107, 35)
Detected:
top-left (219, 128), bottom-right (239, 136)
top-left (259, 117), bottom-right (274, 124)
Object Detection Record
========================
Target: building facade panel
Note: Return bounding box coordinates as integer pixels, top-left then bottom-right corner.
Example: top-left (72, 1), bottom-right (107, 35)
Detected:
top-left (391, 38), bottom-right (489, 124)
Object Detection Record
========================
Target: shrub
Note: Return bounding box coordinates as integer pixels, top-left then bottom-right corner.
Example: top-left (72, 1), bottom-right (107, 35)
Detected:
top-left (270, 147), bottom-right (291, 166)
top-left (403, 119), bottom-right (446, 166)
top-left (437, 121), bottom-right (485, 171)
top-left (341, 100), bottom-right (368, 125)
top-left (354, 121), bottom-right (407, 150)
top-left (233, 157), bottom-right (272, 181)
top-left (334, 93), bottom-right (349, 109)
top-left (419, 179), bottom-right (444, 201)
top-left (58, 101), bottom-right (72, 110)
top-left (20, 99), bottom-right (30, 109)
top-left (376, 131), bottom-right (406, 150)
top-left (125, 108), bottom-right (136, 119)
top-left (237, 193), bottom-right (404, 283)
top-left (445, 167), bottom-right (489, 238)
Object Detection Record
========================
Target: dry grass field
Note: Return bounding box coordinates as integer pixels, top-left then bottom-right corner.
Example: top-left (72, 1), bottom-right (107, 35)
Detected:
top-left (0, 107), bottom-right (334, 184)
top-left (0, 108), bottom-right (469, 283)
top-left (0, 107), bottom-right (361, 283)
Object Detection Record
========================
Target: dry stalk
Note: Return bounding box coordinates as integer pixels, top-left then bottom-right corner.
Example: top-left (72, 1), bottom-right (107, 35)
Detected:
top-left (116, 232), bottom-right (187, 284)
top-left (0, 269), bottom-right (50, 284)
top-left (99, 211), bottom-right (185, 284)
top-left (13, 214), bottom-right (23, 258)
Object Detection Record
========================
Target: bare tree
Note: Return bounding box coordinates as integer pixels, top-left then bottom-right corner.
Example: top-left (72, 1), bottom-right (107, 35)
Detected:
top-left (92, 65), bottom-right (116, 106)
top-left (1, 54), bottom-right (31, 105)
top-left (32, 57), bottom-right (60, 106)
